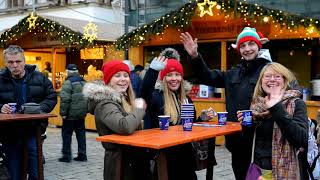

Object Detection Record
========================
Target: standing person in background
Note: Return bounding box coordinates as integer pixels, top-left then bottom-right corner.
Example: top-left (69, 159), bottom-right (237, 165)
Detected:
top-left (240, 62), bottom-right (308, 179)
top-left (59, 64), bottom-right (88, 162)
top-left (0, 45), bottom-right (57, 180)
top-left (139, 62), bottom-right (150, 80)
top-left (83, 60), bottom-right (148, 180)
top-left (123, 60), bottom-right (142, 96)
top-left (133, 65), bottom-right (144, 77)
top-left (42, 62), bottom-right (51, 79)
top-left (181, 27), bottom-right (271, 180)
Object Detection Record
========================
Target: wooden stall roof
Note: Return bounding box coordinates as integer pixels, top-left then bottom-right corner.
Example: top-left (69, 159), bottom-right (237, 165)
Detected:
top-left (0, 13), bottom-right (129, 48)
top-left (115, 0), bottom-right (320, 50)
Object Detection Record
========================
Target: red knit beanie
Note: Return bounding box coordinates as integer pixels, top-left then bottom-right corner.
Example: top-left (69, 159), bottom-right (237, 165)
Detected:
top-left (160, 59), bottom-right (184, 80)
top-left (102, 60), bottom-right (130, 84)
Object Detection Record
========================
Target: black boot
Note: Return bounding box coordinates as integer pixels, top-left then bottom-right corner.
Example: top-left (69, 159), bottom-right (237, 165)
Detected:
top-left (73, 155), bottom-right (87, 162)
top-left (58, 156), bottom-right (71, 162)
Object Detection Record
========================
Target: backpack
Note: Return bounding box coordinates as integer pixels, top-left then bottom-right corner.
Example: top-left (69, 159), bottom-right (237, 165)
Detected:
top-left (307, 118), bottom-right (320, 180)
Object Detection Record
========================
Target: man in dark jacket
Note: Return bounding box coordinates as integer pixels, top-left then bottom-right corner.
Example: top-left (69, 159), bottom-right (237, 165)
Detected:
top-left (181, 27), bottom-right (272, 180)
top-left (59, 64), bottom-right (87, 162)
top-left (0, 45), bottom-right (57, 180)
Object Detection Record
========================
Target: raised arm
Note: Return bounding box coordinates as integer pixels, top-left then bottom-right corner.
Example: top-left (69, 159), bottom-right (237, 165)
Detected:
top-left (270, 99), bottom-right (308, 149)
top-left (139, 57), bottom-right (166, 105)
top-left (181, 32), bottom-right (226, 88)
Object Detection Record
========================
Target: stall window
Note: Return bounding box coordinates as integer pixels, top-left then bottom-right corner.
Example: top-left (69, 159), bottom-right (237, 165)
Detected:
top-left (226, 42), bottom-right (241, 69)
top-left (268, 39), bottom-right (313, 88)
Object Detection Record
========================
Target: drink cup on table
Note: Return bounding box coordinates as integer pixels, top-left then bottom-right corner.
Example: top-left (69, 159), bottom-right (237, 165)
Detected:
top-left (8, 103), bottom-right (17, 113)
top-left (240, 110), bottom-right (253, 126)
top-left (181, 115), bottom-right (193, 131)
top-left (158, 115), bottom-right (170, 130)
top-left (217, 112), bottom-right (228, 125)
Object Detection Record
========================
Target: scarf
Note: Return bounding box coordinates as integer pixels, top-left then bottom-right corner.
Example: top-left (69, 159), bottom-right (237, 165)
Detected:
top-left (250, 89), bottom-right (301, 179)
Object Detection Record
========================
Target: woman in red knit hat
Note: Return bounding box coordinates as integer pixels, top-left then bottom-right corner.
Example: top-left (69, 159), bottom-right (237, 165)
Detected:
top-left (83, 60), bottom-right (149, 180)
top-left (140, 48), bottom-right (216, 179)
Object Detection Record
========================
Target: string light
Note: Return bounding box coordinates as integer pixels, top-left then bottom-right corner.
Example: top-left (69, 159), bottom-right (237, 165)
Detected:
top-left (113, 0), bottom-right (320, 50)
top-left (0, 13), bottom-right (94, 48)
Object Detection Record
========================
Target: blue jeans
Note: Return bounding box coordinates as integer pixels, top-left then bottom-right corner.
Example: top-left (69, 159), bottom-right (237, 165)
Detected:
top-left (3, 135), bottom-right (38, 180)
top-left (61, 119), bottom-right (86, 158)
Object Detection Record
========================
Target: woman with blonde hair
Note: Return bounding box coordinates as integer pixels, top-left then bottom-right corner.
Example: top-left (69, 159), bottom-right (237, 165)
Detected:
top-left (238, 62), bottom-right (308, 179)
top-left (140, 50), bottom-right (216, 179)
top-left (140, 56), bottom-right (197, 179)
top-left (83, 60), bottom-right (148, 180)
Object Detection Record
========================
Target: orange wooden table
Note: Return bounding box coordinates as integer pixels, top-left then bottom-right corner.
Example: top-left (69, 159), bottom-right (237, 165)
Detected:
top-left (96, 122), bottom-right (241, 180)
top-left (0, 113), bottom-right (56, 180)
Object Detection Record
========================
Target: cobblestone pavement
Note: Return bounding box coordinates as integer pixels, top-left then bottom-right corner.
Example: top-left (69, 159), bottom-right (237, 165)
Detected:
top-left (43, 127), bottom-right (235, 180)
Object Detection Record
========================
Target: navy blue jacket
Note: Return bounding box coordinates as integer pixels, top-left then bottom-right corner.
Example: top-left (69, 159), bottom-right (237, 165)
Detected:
top-left (140, 68), bottom-right (196, 129)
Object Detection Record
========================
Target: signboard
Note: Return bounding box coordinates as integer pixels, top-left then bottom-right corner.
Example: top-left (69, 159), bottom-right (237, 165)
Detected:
top-left (80, 48), bottom-right (104, 60)
top-left (188, 19), bottom-right (271, 40)
top-left (33, 33), bottom-right (61, 47)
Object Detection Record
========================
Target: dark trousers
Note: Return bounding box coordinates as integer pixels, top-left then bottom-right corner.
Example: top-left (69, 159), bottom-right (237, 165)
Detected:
top-left (225, 132), bottom-right (253, 180)
top-left (3, 136), bottom-right (38, 180)
top-left (231, 150), bottom-right (251, 180)
top-left (61, 119), bottom-right (86, 158)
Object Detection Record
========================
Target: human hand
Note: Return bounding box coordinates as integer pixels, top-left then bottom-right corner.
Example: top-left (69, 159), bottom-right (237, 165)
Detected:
top-left (264, 89), bottom-right (284, 108)
top-left (135, 98), bottom-right (147, 110)
top-left (206, 107), bottom-right (217, 119)
top-left (150, 56), bottom-right (167, 71)
top-left (1, 104), bottom-right (13, 114)
top-left (180, 32), bottom-right (198, 59)
top-left (236, 110), bottom-right (243, 122)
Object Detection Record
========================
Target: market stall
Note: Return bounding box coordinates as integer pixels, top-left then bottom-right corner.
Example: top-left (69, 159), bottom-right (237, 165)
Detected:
top-left (115, 0), bottom-right (320, 144)
top-left (0, 12), bottom-right (125, 130)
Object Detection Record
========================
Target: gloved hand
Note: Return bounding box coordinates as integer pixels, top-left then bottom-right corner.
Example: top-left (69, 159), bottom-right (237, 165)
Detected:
top-left (150, 56), bottom-right (167, 71)
top-left (134, 98), bottom-right (147, 110)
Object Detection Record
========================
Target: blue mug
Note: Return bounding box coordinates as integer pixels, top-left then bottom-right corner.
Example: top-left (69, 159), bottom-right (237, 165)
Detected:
top-left (181, 117), bottom-right (193, 131)
top-left (8, 103), bottom-right (17, 113)
top-left (217, 112), bottom-right (228, 125)
top-left (241, 110), bottom-right (253, 126)
top-left (158, 115), bottom-right (170, 130)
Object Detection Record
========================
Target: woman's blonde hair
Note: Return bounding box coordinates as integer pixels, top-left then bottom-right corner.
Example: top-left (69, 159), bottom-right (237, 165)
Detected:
top-left (121, 83), bottom-right (136, 113)
top-left (162, 78), bottom-right (187, 124)
top-left (252, 62), bottom-right (296, 100)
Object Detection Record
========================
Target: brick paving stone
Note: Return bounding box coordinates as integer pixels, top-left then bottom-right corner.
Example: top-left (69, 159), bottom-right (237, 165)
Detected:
top-left (43, 127), bottom-right (235, 180)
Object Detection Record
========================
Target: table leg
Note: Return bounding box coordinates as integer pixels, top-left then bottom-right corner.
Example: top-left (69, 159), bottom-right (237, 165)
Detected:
top-left (206, 138), bottom-right (216, 180)
top-left (22, 134), bottom-right (28, 179)
top-left (35, 123), bottom-right (44, 180)
top-left (157, 150), bottom-right (168, 180)
top-left (115, 149), bottom-right (123, 180)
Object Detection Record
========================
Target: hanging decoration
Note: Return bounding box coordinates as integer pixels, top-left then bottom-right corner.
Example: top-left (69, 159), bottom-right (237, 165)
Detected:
top-left (27, 11), bottom-right (38, 30)
top-left (115, 0), bottom-right (320, 50)
top-left (197, 0), bottom-right (217, 17)
top-left (82, 21), bottom-right (98, 43)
